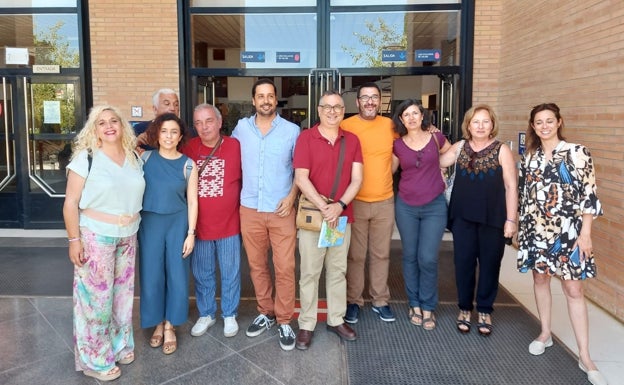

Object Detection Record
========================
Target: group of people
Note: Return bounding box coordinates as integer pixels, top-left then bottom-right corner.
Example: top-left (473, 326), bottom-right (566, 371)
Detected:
top-left (62, 82), bottom-right (607, 385)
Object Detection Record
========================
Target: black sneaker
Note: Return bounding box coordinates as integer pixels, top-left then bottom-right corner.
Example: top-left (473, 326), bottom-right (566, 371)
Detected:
top-left (372, 305), bottom-right (396, 322)
top-left (246, 314), bottom-right (276, 337)
top-left (344, 303), bottom-right (360, 324)
top-left (278, 324), bottom-right (296, 351)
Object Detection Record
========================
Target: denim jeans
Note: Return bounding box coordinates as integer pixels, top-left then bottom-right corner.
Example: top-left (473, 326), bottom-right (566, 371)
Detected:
top-left (192, 235), bottom-right (241, 318)
top-left (394, 194), bottom-right (447, 311)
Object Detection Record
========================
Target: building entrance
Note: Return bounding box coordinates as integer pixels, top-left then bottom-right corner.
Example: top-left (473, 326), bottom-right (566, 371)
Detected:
top-left (0, 75), bottom-right (81, 228)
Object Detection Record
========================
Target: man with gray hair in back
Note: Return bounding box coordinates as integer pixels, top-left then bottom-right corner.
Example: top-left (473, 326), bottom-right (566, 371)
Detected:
top-left (135, 88), bottom-right (180, 150)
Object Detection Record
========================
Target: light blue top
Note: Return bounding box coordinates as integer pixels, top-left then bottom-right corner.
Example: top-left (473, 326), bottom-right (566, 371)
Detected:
top-left (231, 113), bottom-right (299, 212)
top-left (68, 149), bottom-right (145, 237)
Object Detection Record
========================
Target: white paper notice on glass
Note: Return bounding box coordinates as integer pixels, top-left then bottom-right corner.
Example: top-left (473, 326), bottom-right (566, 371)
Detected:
top-left (5, 47), bottom-right (29, 65)
top-left (43, 101), bottom-right (61, 124)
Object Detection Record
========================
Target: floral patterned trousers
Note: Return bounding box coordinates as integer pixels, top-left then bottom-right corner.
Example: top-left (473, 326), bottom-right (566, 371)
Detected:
top-left (73, 228), bottom-right (136, 372)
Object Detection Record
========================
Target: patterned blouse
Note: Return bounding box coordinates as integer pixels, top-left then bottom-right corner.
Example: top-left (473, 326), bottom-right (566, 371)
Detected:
top-left (517, 141), bottom-right (603, 280)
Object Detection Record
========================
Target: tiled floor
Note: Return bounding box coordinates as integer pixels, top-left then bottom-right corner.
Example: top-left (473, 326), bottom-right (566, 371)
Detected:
top-left (1, 229), bottom-right (622, 385)
top-left (498, 242), bottom-right (624, 384)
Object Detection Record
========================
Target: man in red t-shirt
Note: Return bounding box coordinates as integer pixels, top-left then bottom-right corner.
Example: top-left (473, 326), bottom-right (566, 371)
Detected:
top-left (182, 104), bottom-right (242, 339)
top-left (292, 90), bottom-right (363, 350)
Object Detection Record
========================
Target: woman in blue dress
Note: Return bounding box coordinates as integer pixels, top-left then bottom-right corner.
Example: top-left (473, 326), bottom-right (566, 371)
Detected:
top-left (138, 113), bottom-right (198, 355)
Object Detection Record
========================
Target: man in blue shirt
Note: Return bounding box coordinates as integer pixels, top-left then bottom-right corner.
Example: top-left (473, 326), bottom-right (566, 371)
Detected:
top-left (231, 78), bottom-right (300, 351)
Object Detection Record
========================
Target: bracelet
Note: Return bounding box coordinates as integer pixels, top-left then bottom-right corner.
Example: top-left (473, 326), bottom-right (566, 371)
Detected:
top-left (337, 200), bottom-right (347, 210)
top-left (187, 229), bottom-right (195, 235)
top-left (68, 237), bottom-right (80, 242)
top-left (506, 219), bottom-right (516, 224)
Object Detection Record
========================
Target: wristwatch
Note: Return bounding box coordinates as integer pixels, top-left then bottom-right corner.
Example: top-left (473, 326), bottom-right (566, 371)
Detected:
top-left (337, 200), bottom-right (347, 210)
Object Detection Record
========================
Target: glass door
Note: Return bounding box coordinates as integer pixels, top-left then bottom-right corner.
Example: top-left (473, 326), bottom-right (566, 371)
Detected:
top-left (307, 69), bottom-right (341, 127)
top-left (0, 77), bottom-right (18, 226)
top-left (0, 75), bottom-right (81, 228)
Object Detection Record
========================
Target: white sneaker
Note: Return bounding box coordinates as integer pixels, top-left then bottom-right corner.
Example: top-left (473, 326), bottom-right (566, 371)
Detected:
top-left (191, 315), bottom-right (216, 337)
top-left (223, 316), bottom-right (239, 337)
top-left (528, 336), bottom-right (553, 355)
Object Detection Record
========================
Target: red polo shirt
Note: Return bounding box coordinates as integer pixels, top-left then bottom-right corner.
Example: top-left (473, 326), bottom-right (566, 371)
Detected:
top-left (293, 124), bottom-right (363, 222)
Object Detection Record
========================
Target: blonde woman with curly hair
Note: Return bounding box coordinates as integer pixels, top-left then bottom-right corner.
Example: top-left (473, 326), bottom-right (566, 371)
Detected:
top-left (63, 105), bottom-right (145, 382)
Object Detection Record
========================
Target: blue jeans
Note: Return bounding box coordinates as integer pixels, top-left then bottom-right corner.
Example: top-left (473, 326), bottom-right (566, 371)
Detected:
top-left (395, 194), bottom-right (447, 311)
top-left (192, 235), bottom-right (241, 318)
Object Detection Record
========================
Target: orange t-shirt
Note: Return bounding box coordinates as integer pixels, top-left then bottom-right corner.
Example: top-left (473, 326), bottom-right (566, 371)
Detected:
top-left (341, 115), bottom-right (396, 202)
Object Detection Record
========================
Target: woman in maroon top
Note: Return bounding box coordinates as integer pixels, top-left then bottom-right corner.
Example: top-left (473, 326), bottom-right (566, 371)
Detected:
top-left (392, 99), bottom-right (451, 331)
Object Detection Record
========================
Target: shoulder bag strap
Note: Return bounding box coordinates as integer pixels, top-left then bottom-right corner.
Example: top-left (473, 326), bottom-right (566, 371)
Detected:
top-left (431, 132), bottom-right (440, 154)
top-left (197, 136), bottom-right (223, 177)
top-left (183, 158), bottom-right (193, 183)
top-left (328, 136), bottom-right (346, 201)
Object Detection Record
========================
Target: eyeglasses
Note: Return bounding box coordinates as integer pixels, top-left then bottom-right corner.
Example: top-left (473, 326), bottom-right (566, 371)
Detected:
top-left (319, 104), bottom-right (345, 113)
top-left (358, 95), bottom-right (380, 102)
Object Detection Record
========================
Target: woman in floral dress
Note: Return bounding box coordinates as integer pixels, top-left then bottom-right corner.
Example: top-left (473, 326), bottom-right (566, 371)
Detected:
top-left (517, 103), bottom-right (607, 385)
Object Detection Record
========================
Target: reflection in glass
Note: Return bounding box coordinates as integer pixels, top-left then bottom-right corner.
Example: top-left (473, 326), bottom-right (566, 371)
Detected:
top-left (191, 13), bottom-right (316, 68)
top-left (1, 80), bottom-right (15, 192)
top-left (31, 83), bottom-right (77, 134)
top-left (0, 14), bottom-right (80, 68)
top-left (330, 11), bottom-right (460, 69)
top-left (30, 139), bottom-right (71, 195)
top-left (0, 0), bottom-right (76, 6)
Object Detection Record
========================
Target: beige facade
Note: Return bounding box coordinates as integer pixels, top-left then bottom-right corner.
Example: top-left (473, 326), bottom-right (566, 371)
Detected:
top-left (88, 1), bottom-right (624, 321)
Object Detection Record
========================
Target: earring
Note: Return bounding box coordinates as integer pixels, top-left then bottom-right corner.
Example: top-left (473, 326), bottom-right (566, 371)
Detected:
top-left (97, 138), bottom-right (102, 147)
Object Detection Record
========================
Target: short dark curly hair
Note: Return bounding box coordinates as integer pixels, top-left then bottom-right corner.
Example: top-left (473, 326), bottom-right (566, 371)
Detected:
top-left (145, 113), bottom-right (188, 150)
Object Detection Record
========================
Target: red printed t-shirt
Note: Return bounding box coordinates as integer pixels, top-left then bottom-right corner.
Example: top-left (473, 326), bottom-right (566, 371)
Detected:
top-left (341, 115), bottom-right (396, 202)
top-left (293, 124), bottom-right (363, 222)
top-left (182, 136), bottom-right (241, 240)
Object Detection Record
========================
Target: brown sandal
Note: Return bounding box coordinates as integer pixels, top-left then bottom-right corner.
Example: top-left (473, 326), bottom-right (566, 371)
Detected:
top-left (163, 325), bottom-right (177, 354)
top-left (150, 322), bottom-right (164, 348)
top-left (409, 307), bottom-right (423, 326)
top-left (422, 311), bottom-right (436, 331)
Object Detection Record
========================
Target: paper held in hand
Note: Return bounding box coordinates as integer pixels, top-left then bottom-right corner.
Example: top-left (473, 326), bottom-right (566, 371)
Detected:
top-left (317, 216), bottom-right (347, 248)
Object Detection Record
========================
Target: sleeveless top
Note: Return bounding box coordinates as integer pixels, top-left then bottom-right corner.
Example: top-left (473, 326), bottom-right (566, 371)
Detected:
top-left (142, 151), bottom-right (189, 215)
top-left (448, 140), bottom-right (506, 228)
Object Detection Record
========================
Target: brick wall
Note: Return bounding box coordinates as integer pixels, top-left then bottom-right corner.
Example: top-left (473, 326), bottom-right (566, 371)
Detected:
top-left (474, 1), bottom-right (624, 321)
top-left (88, 0), bottom-right (180, 121)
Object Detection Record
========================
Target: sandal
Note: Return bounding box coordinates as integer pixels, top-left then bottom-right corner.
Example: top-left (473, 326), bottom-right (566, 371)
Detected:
top-left (150, 322), bottom-right (164, 348)
top-left (163, 324), bottom-right (177, 355)
top-left (83, 366), bottom-right (121, 381)
top-left (477, 312), bottom-right (492, 336)
top-left (118, 351), bottom-right (134, 365)
top-left (409, 307), bottom-right (423, 326)
top-left (456, 310), bottom-right (471, 334)
top-left (422, 311), bottom-right (436, 331)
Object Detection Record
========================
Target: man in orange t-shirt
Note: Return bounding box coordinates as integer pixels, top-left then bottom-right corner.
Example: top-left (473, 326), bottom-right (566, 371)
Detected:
top-left (341, 82), bottom-right (397, 323)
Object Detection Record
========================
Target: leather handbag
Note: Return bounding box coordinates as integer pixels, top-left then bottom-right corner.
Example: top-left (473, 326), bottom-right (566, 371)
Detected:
top-left (295, 137), bottom-right (346, 231)
top-left (295, 194), bottom-right (327, 231)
